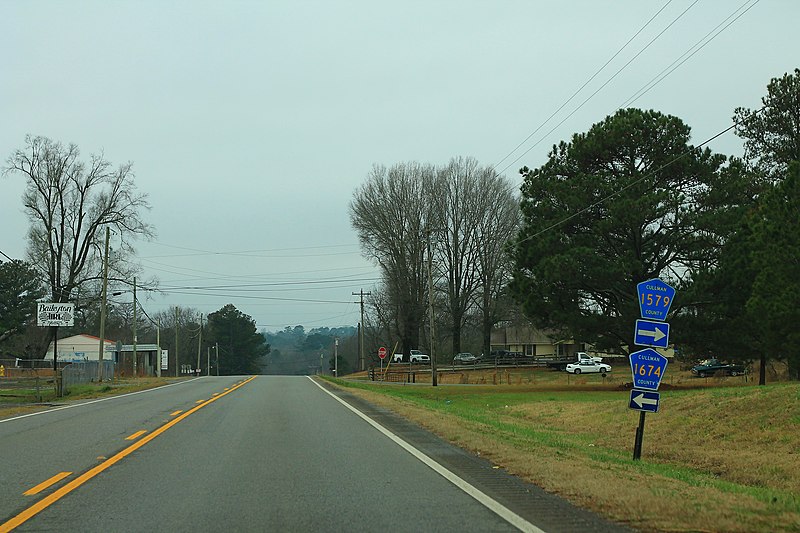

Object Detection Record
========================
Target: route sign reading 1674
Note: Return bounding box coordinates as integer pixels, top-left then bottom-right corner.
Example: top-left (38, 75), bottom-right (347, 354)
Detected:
top-left (629, 348), bottom-right (669, 391)
top-left (637, 278), bottom-right (675, 321)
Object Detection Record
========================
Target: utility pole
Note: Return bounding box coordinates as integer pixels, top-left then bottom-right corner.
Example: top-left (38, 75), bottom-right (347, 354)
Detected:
top-left (175, 306), bottom-right (179, 377)
top-left (133, 277), bottom-right (138, 379)
top-left (156, 321), bottom-right (161, 378)
top-left (334, 337), bottom-right (338, 377)
top-left (353, 289), bottom-right (371, 371)
top-left (196, 313), bottom-right (203, 376)
top-left (215, 342), bottom-right (219, 376)
top-left (207, 346), bottom-right (210, 376)
top-left (97, 227), bottom-right (110, 381)
top-left (426, 230), bottom-right (438, 387)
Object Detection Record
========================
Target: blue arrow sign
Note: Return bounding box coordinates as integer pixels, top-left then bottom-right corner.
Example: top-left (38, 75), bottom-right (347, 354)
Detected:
top-left (634, 319), bottom-right (670, 348)
top-left (629, 389), bottom-right (660, 413)
top-left (629, 348), bottom-right (669, 391)
top-left (637, 279), bottom-right (675, 321)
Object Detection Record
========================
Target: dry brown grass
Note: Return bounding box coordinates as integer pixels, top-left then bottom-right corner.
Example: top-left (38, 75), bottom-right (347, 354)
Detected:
top-left (0, 404), bottom-right (50, 418)
top-left (333, 378), bottom-right (800, 533)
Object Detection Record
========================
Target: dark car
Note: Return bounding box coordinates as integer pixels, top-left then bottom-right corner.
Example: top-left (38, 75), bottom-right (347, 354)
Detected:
top-left (453, 352), bottom-right (478, 365)
top-left (491, 350), bottom-right (527, 365)
top-left (691, 358), bottom-right (747, 377)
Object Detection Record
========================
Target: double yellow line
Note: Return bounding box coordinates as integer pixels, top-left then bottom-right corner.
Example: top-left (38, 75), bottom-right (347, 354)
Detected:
top-left (0, 376), bottom-right (256, 533)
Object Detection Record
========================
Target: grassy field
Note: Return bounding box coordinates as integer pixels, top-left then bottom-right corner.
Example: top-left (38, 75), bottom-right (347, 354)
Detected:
top-left (326, 373), bottom-right (800, 532)
top-left (0, 377), bottom-right (177, 418)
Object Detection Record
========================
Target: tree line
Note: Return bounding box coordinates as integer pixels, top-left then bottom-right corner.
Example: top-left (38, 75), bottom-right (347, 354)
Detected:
top-left (350, 157), bottom-right (520, 361)
top-left (263, 325), bottom-right (357, 375)
top-left (0, 136), bottom-right (269, 374)
top-left (1, 68), bottom-right (797, 380)
top-left (351, 69), bottom-right (799, 382)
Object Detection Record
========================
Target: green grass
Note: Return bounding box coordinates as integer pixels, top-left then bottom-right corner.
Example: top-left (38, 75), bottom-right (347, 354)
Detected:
top-left (326, 377), bottom-right (800, 531)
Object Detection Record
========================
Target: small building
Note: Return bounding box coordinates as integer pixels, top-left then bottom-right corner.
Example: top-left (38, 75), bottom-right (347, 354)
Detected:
top-left (491, 325), bottom-right (585, 358)
top-left (115, 344), bottom-right (161, 377)
top-left (45, 334), bottom-right (162, 377)
top-left (490, 325), bottom-right (673, 362)
top-left (44, 334), bottom-right (115, 362)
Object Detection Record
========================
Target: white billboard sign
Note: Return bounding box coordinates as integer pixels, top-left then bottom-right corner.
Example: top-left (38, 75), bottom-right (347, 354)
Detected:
top-left (37, 303), bottom-right (75, 327)
top-left (161, 349), bottom-right (169, 370)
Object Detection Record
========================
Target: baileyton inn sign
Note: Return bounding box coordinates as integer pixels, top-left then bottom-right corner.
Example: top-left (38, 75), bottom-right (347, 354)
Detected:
top-left (37, 303), bottom-right (75, 327)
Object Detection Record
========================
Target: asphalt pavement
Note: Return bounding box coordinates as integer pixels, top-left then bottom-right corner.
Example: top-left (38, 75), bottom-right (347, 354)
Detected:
top-left (0, 376), bottom-right (631, 533)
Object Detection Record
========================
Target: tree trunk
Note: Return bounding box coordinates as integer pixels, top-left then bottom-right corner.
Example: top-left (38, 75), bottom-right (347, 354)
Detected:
top-left (450, 314), bottom-right (462, 357)
top-left (481, 304), bottom-right (492, 359)
top-left (759, 353), bottom-right (766, 385)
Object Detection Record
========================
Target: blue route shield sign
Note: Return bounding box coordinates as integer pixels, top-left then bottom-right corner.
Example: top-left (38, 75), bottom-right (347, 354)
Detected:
top-left (629, 390), bottom-right (660, 413)
top-left (637, 279), bottom-right (675, 321)
top-left (634, 319), bottom-right (670, 348)
top-left (629, 348), bottom-right (669, 391)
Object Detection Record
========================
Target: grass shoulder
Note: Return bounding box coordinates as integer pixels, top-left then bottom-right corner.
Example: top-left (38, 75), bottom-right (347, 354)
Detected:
top-left (0, 377), bottom-right (182, 419)
top-left (321, 375), bottom-right (800, 532)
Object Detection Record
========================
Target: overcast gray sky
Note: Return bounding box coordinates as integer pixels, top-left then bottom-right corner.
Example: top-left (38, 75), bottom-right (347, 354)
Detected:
top-left (1, 1), bottom-right (797, 331)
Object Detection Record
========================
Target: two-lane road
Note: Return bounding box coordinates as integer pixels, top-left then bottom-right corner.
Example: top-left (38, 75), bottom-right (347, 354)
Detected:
top-left (0, 376), bottom-right (627, 532)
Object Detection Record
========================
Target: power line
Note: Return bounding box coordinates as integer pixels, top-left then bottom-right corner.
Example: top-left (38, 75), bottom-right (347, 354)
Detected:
top-left (152, 289), bottom-right (354, 304)
top-left (257, 306), bottom-right (359, 328)
top-left (154, 277), bottom-right (380, 291)
top-left (515, 106), bottom-right (767, 246)
top-left (620, 0), bottom-right (761, 109)
top-left (142, 240), bottom-right (360, 259)
top-left (492, 0), bottom-right (675, 172)
top-left (140, 257), bottom-right (376, 281)
top-left (498, 0), bottom-right (702, 177)
top-left (143, 249), bottom-right (362, 260)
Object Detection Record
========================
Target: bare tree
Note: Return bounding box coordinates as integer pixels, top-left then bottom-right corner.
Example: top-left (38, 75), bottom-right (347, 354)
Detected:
top-left (435, 157), bottom-right (486, 356)
top-left (152, 306), bottom-right (201, 375)
top-left (472, 169), bottom-right (520, 358)
top-left (350, 162), bottom-right (436, 357)
top-left (5, 135), bottom-right (154, 309)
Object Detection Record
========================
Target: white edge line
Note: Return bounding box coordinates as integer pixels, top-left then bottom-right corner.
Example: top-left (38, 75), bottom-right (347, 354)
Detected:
top-left (307, 376), bottom-right (545, 533)
top-left (0, 377), bottom-right (204, 424)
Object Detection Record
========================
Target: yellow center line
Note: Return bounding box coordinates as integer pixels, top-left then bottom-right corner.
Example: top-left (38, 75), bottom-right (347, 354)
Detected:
top-left (0, 376), bottom-right (257, 533)
top-left (125, 430), bottom-right (147, 441)
top-left (195, 400), bottom-right (204, 404)
top-left (23, 472), bottom-right (72, 496)
top-left (170, 410), bottom-right (182, 416)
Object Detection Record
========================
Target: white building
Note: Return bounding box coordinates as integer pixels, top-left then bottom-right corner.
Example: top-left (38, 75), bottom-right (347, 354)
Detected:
top-left (44, 334), bottom-right (116, 362)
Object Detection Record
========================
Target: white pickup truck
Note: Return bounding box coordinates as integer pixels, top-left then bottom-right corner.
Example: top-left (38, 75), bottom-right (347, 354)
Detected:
top-left (392, 349), bottom-right (430, 363)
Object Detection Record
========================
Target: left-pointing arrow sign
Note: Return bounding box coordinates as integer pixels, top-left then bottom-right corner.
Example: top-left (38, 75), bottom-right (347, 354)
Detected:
top-left (629, 390), bottom-right (660, 413)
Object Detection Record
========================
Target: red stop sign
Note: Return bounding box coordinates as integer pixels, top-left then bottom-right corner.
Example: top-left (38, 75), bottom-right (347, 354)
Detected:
top-left (378, 347), bottom-right (387, 359)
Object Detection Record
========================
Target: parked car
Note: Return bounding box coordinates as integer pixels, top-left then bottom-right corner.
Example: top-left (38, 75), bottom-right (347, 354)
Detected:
top-left (409, 350), bottom-right (429, 363)
top-left (576, 351), bottom-right (603, 363)
top-left (491, 350), bottom-right (527, 365)
top-left (565, 359), bottom-right (611, 376)
top-left (691, 358), bottom-right (747, 377)
top-left (391, 349), bottom-right (430, 363)
top-left (453, 352), bottom-right (478, 365)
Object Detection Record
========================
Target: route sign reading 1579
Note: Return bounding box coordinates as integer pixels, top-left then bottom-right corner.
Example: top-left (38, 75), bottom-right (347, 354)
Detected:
top-left (637, 279), bottom-right (675, 321)
top-left (629, 348), bottom-right (669, 391)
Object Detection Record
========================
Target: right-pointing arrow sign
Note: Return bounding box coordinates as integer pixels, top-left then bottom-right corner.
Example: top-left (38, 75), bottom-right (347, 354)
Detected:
top-left (634, 319), bottom-right (670, 348)
top-left (629, 390), bottom-right (660, 412)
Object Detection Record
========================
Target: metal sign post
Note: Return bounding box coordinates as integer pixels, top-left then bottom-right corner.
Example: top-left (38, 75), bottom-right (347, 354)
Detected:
top-left (629, 279), bottom-right (675, 461)
top-left (378, 346), bottom-right (387, 373)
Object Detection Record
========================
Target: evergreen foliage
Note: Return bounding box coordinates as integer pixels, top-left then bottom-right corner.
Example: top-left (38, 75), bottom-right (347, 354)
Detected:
top-left (509, 108), bottom-right (727, 354)
top-left (206, 304), bottom-right (270, 375)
